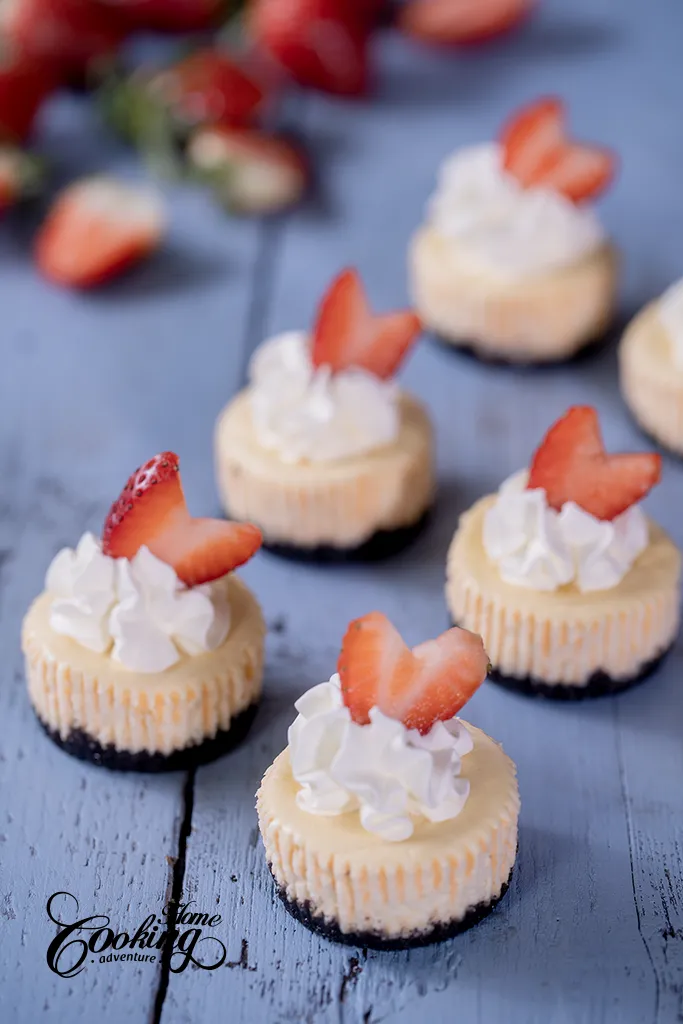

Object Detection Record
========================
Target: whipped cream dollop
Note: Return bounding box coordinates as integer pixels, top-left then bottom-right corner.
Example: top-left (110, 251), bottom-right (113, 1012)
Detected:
top-left (46, 533), bottom-right (230, 672)
top-left (428, 143), bottom-right (605, 277)
top-left (287, 675), bottom-right (473, 842)
top-left (482, 471), bottom-right (649, 592)
top-left (248, 330), bottom-right (400, 463)
top-left (658, 277), bottom-right (683, 370)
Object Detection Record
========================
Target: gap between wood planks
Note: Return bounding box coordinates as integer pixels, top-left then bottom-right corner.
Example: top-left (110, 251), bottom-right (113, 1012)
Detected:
top-left (150, 205), bottom-right (288, 1024)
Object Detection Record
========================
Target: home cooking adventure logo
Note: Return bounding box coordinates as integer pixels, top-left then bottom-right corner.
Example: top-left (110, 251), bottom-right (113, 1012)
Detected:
top-left (46, 891), bottom-right (227, 978)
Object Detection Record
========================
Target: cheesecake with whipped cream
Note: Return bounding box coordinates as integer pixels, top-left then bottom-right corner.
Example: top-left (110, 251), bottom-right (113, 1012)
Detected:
top-left (619, 278), bottom-right (683, 454)
top-left (257, 614), bottom-right (519, 948)
top-left (22, 453), bottom-right (265, 770)
top-left (446, 407), bottom-right (680, 696)
top-left (215, 269), bottom-right (434, 558)
top-left (410, 98), bottom-right (618, 363)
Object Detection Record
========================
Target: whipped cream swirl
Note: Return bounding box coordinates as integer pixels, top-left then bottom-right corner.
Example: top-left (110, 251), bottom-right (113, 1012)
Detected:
top-left (658, 277), bottom-right (683, 370)
top-left (46, 533), bottom-right (230, 672)
top-left (428, 143), bottom-right (605, 277)
top-left (288, 675), bottom-right (473, 842)
top-left (248, 331), bottom-right (400, 463)
top-left (482, 471), bottom-right (649, 592)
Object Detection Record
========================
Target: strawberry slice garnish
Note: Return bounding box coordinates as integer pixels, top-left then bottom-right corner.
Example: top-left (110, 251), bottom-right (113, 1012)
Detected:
top-left (528, 406), bottom-right (661, 520)
top-left (398, 0), bottom-right (534, 47)
top-left (187, 126), bottom-right (308, 216)
top-left (35, 176), bottom-right (164, 289)
top-left (311, 269), bottom-right (421, 378)
top-left (102, 452), bottom-right (262, 587)
top-left (338, 612), bottom-right (489, 734)
top-left (249, 0), bottom-right (370, 97)
top-left (501, 97), bottom-right (616, 202)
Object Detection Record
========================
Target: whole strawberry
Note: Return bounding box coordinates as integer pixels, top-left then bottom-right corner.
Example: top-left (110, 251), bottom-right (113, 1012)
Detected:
top-left (96, 0), bottom-right (227, 34)
top-left (248, 0), bottom-right (371, 97)
top-left (0, 46), bottom-right (60, 142)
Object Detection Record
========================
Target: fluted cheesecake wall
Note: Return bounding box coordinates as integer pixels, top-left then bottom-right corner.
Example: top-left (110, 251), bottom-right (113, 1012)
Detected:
top-left (619, 303), bottom-right (683, 454)
top-left (22, 577), bottom-right (265, 755)
top-left (446, 499), bottom-right (681, 686)
top-left (257, 731), bottom-right (520, 938)
top-left (410, 228), bottom-right (618, 361)
top-left (215, 392), bottom-right (435, 548)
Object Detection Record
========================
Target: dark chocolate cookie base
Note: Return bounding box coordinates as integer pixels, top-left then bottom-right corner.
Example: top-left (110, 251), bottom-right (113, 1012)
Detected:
top-left (430, 330), bottom-right (609, 369)
top-left (486, 645), bottom-right (673, 701)
top-left (262, 509), bottom-right (431, 564)
top-left (271, 869), bottom-right (512, 950)
top-left (35, 702), bottom-right (259, 772)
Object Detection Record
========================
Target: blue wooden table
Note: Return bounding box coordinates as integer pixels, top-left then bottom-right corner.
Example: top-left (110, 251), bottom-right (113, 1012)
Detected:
top-left (2, 1), bottom-right (683, 1021)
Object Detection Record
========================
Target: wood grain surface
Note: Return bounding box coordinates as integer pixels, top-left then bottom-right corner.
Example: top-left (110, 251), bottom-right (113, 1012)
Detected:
top-left (2, 1), bottom-right (683, 1021)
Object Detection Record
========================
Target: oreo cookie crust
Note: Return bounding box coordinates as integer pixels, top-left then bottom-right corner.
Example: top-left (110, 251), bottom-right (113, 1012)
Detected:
top-left (270, 868), bottom-right (512, 951)
top-left (35, 702), bottom-right (259, 772)
top-left (261, 510), bottom-right (431, 564)
top-left (486, 644), bottom-right (674, 701)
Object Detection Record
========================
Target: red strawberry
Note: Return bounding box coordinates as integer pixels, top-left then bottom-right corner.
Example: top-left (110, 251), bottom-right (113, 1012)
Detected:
top-left (338, 612), bottom-right (489, 734)
top-left (398, 0), bottom-right (534, 46)
top-left (1, 0), bottom-right (128, 80)
top-left (35, 176), bottom-right (165, 289)
top-left (501, 97), bottom-right (616, 202)
top-left (150, 49), bottom-right (265, 129)
top-left (96, 0), bottom-right (223, 33)
top-left (311, 268), bottom-right (421, 378)
top-left (0, 48), bottom-right (60, 142)
top-left (0, 146), bottom-right (43, 214)
top-left (102, 452), bottom-right (262, 587)
top-left (249, 0), bottom-right (370, 97)
top-left (188, 125), bottom-right (308, 215)
top-left (528, 406), bottom-right (661, 520)
top-left (501, 96), bottom-right (565, 187)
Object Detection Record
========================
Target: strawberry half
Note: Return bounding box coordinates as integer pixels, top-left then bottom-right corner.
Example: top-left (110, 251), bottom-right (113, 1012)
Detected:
top-left (501, 97), bottom-right (616, 202)
top-left (528, 406), bottom-right (661, 520)
top-left (187, 126), bottom-right (308, 215)
top-left (398, 0), bottom-right (534, 47)
top-left (35, 176), bottom-right (164, 289)
top-left (338, 612), bottom-right (489, 734)
top-left (311, 269), bottom-right (421, 378)
top-left (249, 0), bottom-right (370, 97)
top-left (102, 452), bottom-right (262, 587)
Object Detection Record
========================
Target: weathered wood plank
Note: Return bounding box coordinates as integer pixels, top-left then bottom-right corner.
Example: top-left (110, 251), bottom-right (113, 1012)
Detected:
top-left (0, 94), bottom-right (264, 1022)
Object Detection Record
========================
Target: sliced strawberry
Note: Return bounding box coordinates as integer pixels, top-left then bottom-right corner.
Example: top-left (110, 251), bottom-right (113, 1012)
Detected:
top-left (398, 0), bottom-right (533, 46)
top-left (35, 177), bottom-right (164, 289)
top-left (501, 96), bottom-right (565, 188)
top-left (311, 268), bottom-right (421, 378)
top-left (249, 0), bottom-right (370, 97)
top-left (501, 96), bottom-right (616, 201)
top-left (534, 144), bottom-right (615, 203)
top-left (187, 126), bottom-right (308, 215)
top-left (102, 451), bottom-right (262, 586)
top-left (338, 612), bottom-right (489, 734)
top-left (528, 406), bottom-right (661, 520)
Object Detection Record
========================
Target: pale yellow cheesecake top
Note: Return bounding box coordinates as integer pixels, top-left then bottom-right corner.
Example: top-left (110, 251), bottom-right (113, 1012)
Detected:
top-left (22, 574), bottom-right (263, 693)
top-left (258, 723), bottom-right (519, 867)
top-left (216, 389), bottom-right (432, 483)
top-left (448, 496), bottom-right (681, 617)
top-left (620, 300), bottom-right (683, 384)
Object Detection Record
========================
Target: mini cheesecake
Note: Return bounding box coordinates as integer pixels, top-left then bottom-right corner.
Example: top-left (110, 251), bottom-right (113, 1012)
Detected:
top-left (410, 97), bottom-right (618, 364)
top-left (215, 269), bottom-right (434, 560)
top-left (619, 281), bottom-right (683, 455)
top-left (257, 614), bottom-right (519, 949)
top-left (446, 407), bottom-right (679, 697)
top-left (22, 452), bottom-right (265, 771)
